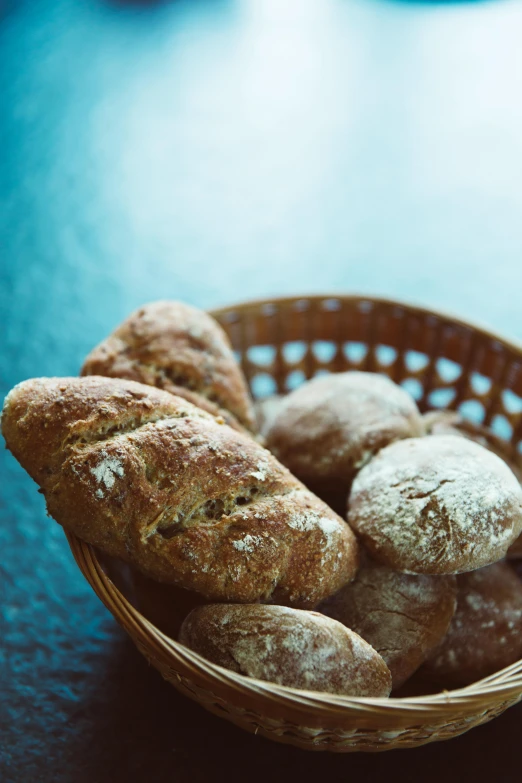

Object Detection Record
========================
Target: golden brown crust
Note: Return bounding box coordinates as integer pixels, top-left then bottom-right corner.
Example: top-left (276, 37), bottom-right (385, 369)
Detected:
top-left (421, 562), bottom-right (522, 687)
top-left (348, 435), bottom-right (522, 575)
top-left (2, 376), bottom-right (358, 607)
top-left (319, 559), bottom-right (457, 689)
top-left (265, 372), bottom-right (423, 506)
top-left (81, 301), bottom-right (256, 433)
top-left (179, 604), bottom-right (392, 697)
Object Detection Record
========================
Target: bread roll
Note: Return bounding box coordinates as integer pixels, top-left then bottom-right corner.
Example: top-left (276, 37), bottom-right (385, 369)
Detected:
top-left (1, 376), bottom-right (358, 607)
top-left (320, 559), bottom-right (457, 689)
top-left (421, 562), bottom-right (522, 687)
top-left (349, 435), bottom-right (522, 574)
top-left (179, 604), bottom-right (392, 697)
top-left (265, 372), bottom-right (423, 511)
top-left (81, 300), bottom-right (256, 433)
top-left (424, 411), bottom-right (522, 559)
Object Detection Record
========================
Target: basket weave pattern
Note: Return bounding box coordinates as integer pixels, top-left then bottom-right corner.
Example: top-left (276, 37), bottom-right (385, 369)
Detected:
top-left (66, 295), bottom-right (522, 752)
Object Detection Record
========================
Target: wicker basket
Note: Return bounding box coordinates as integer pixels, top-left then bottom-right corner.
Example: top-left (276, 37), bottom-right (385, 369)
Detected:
top-left (66, 294), bottom-right (522, 753)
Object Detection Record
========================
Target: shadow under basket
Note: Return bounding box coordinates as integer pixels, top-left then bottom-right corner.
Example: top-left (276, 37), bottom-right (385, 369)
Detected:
top-left (66, 294), bottom-right (522, 753)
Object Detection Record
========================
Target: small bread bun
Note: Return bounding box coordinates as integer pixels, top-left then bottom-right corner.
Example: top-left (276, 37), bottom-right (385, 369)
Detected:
top-left (348, 435), bottom-right (522, 575)
top-left (421, 562), bottom-right (522, 687)
top-left (320, 559), bottom-right (457, 689)
top-left (265, 372), bottom-right (423, 509)
top-left (179, 604), bottom-right (392, 697)
top-left (423, 411), bottom-right (522, 559)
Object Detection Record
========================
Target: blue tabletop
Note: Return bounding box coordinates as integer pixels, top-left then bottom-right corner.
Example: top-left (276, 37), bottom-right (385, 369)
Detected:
top-left (2, 0), bottom-right (522, 780)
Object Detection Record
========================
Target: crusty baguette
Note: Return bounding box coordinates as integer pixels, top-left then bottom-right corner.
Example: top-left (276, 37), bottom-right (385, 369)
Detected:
top-left (1, 376), bottom-right (358, 607)
top-left (81, 300), bottom-right (256, 433)
top-left (179, 604), bottom-right (392, 697)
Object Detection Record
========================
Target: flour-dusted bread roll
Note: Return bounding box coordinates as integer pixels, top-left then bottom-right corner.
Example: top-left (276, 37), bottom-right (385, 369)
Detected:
top-left (81, 300), bottom-right (256, 433)
top-left (265, 372), bottom-right (423, 511)
top-left (320, 559), bottom-right (457, 689)
top-left (421, 562), bottom-right (522, 687)
top-left (349, 435), bottom-right (522, 575)
top-left (179, 604), bottom-right (392, 697)
top-left (423, 411), bottom-right (522, 559)
top-left (1, 376), bottom-right (358, 607)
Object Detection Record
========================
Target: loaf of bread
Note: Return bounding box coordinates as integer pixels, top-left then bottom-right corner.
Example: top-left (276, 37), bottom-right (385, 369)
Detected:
top-left (349, 435), bottom-right (522, 574)
top-left (1, 376), bottom-right (358, 607)
top-left (81, 301), bottom-right (256, 433)
top-left (424, 411), bottom-right (522, 559)
top-left (421, 562), bottom-right (522, 687)
top-left (265, 372), bottom-right (424, 512)
top-left (320, 558), bottom-right (457, 689)
top-left (179, 604), bottom-right (392, 697)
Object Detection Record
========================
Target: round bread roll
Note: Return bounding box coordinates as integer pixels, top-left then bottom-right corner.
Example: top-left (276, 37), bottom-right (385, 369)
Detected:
top-left (320, 560), bottom-right (457, 689)
top-left (349, 435), bottom-right (522, 575)
top-left (424, 411), bottom-right (522, 559)
top-left (265, 372), bottom-right (423, 511)
top-left (179, 604), bottom-right (392, 697)
top-left (421, 562), bottom-right (522, 687)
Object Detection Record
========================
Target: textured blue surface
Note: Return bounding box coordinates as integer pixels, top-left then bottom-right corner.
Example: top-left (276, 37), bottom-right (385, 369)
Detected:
top-left (2, 0), bottom-right (522, 780)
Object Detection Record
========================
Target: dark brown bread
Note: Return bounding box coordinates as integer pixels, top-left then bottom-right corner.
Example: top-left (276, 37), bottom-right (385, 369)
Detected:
top-left (1, 376), bottom-right (358, 607)
top-left (265, 372), bottom-right (423, 509)
top-left (349, 435), bottom-right (522, 575)
top-left (179, 604), bottom-right (392, 697)
top-left (320, 559), bottom-right (457, 689)
top-left (423, 411), bottom-right (522, 559)
top-left (421, 562), bottom-right (522, 687)
top-left (81, 300), bottom-right (256, 433)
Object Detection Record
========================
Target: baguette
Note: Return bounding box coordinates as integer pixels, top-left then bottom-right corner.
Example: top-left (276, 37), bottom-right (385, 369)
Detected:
top-left (81, 300), bottom-right (256, 433)
top-left (2, 376), bottom-right (358, 607)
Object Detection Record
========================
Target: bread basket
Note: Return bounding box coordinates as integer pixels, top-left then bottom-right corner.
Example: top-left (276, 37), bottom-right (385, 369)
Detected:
top-left (66, 294), bottom-right (522, 752)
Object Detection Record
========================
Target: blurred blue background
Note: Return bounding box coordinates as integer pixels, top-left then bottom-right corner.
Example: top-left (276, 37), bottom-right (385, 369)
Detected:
top-left (2, 1), bottom-right (522, 780)
top-left (2, 0), bottom-right (522, 390)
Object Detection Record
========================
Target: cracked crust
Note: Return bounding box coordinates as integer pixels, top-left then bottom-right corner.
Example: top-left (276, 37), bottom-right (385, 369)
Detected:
top-left (421, 562), bottom-right (522, 687)
top-left (1, 376), bottom-right (358, 607)
top-left (348, 435), bottom-right (522, 575)
top-left (179, 604), bottom-right (392, 697)
top-left (265, 372), bottom-right (424, 509)
top-left (423, 411), bottom-right (522, 560)
top-left (319, 558), bottom-right (457, 689)
top-left (81, 300), bottom-right (256, 433)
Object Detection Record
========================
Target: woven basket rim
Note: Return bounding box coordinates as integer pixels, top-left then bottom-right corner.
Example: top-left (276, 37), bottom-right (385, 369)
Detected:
top-left (67, 532), bottom-right (522, 719)
top-left (63, 293), bottom-right (522, 729)
top-left (209, 292), bottom-right (522, 356)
